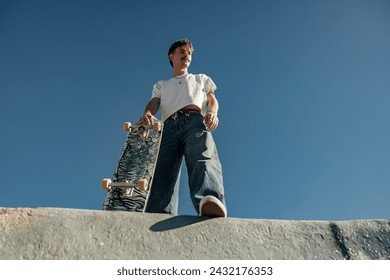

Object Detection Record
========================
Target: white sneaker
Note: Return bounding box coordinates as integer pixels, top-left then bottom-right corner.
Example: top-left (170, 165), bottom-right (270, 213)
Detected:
top-left (199, 195), bottom-right (227, 218)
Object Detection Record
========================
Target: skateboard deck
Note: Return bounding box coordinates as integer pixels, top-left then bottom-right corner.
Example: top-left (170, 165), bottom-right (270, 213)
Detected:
top-left (102, 121), bottom-right (163, 212)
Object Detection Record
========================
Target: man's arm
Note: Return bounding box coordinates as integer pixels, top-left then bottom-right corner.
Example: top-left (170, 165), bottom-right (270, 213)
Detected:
top-left (138, 97), bottom-right (160, 125)
top-left (205, 91), bottom-right (219, 131)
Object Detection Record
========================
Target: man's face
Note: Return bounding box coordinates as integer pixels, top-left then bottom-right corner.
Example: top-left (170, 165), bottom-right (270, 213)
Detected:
top-left (170, 45), bottom-right (193, 69)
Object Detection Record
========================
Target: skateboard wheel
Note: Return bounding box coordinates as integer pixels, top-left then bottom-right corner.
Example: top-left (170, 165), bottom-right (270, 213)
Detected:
top-left (123, 122), bottom-right (132, 132)
top-left (138, 179), bottom-right (148, 191)
top-left (153, 122), bottom-right (162, 132)
top-left (101, 178), bottom-right (112, 191)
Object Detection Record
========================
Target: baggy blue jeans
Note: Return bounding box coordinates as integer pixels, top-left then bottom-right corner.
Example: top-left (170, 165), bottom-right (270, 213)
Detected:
top-left (145, 111), bottom-right (226, 215)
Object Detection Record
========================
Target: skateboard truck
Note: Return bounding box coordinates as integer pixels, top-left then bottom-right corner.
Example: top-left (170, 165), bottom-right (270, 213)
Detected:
top-left (101, 178), bottom-right (149, 194)
top-left (123, 122), bottom-right (162, 139)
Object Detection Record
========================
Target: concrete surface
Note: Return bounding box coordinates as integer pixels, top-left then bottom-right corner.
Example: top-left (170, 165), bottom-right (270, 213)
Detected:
top-left (0, 207), bottom-right (389, 260)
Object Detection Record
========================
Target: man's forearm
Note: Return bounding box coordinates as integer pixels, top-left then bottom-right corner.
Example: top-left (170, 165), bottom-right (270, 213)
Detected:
top-left (205, 92), bottom-right (219, 131)
top-left (144, 97), bottom-right (160, 116)
top-left (139, 97), bottom-right (160, 125)
top-left (207, 92), bottom-right (219, 114)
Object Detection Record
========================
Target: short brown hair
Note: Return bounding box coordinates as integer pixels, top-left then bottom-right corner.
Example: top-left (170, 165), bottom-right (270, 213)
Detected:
top-left (168, 38), bottom-right (194, 67)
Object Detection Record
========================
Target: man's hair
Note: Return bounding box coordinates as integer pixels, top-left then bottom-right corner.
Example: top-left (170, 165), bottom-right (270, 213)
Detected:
top-left (168, 38), bottom-right (194, 67)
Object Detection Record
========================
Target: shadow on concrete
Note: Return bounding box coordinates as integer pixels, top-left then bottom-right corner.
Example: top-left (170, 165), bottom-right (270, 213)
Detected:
top-left (150, 215), bottom-right (212, 232)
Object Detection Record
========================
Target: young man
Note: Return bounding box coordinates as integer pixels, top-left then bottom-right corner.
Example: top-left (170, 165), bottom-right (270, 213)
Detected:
top-left (139, 38), bottom-right (227, 217)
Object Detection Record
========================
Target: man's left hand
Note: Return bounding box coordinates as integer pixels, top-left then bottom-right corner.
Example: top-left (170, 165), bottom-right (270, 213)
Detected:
top-left (205, 112), bottom-right (219, 131)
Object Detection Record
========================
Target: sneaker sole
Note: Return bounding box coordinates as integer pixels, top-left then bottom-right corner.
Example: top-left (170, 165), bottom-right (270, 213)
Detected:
top-left (200, 200), bottom-right (226, 218)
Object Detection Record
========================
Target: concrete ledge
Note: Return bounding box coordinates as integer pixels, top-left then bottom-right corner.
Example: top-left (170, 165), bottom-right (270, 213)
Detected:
top-left (0, 207), bottom-right (389, 260)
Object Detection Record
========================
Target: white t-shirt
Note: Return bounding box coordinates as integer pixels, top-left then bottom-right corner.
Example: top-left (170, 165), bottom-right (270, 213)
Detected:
top-left (151, 73), bottom-right (217, 121)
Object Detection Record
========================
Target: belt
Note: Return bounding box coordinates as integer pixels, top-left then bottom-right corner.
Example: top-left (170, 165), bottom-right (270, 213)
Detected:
top-left (167, 109), bottom-right (201, 120)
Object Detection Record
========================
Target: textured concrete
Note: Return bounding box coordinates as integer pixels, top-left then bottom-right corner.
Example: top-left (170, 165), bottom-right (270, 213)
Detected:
top-left (0, 207), bottom-right (389, 260)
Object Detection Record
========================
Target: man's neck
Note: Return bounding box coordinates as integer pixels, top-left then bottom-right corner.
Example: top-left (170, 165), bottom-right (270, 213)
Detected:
top-left (173, 68), bottom-right (188, 77)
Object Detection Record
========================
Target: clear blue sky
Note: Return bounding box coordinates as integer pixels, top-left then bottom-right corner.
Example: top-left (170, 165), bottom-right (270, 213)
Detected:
top-left (1, 0), bottom-right (389, 220)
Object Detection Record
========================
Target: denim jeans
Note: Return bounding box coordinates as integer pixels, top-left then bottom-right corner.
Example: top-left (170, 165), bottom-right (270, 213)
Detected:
top-left (145, 111), bottom-right (226, 215)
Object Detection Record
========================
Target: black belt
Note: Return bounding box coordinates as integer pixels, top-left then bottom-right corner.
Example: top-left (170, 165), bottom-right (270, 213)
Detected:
top-left (168, 109), bottom-right (201, 120)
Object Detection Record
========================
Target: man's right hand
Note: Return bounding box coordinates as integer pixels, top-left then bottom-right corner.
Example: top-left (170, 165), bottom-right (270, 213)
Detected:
top-left (138, 112), bottom-right (157, 125)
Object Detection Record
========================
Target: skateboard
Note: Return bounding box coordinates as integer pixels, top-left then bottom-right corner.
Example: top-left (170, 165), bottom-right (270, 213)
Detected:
top-left (102, 121), bottom-right (163, 212)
